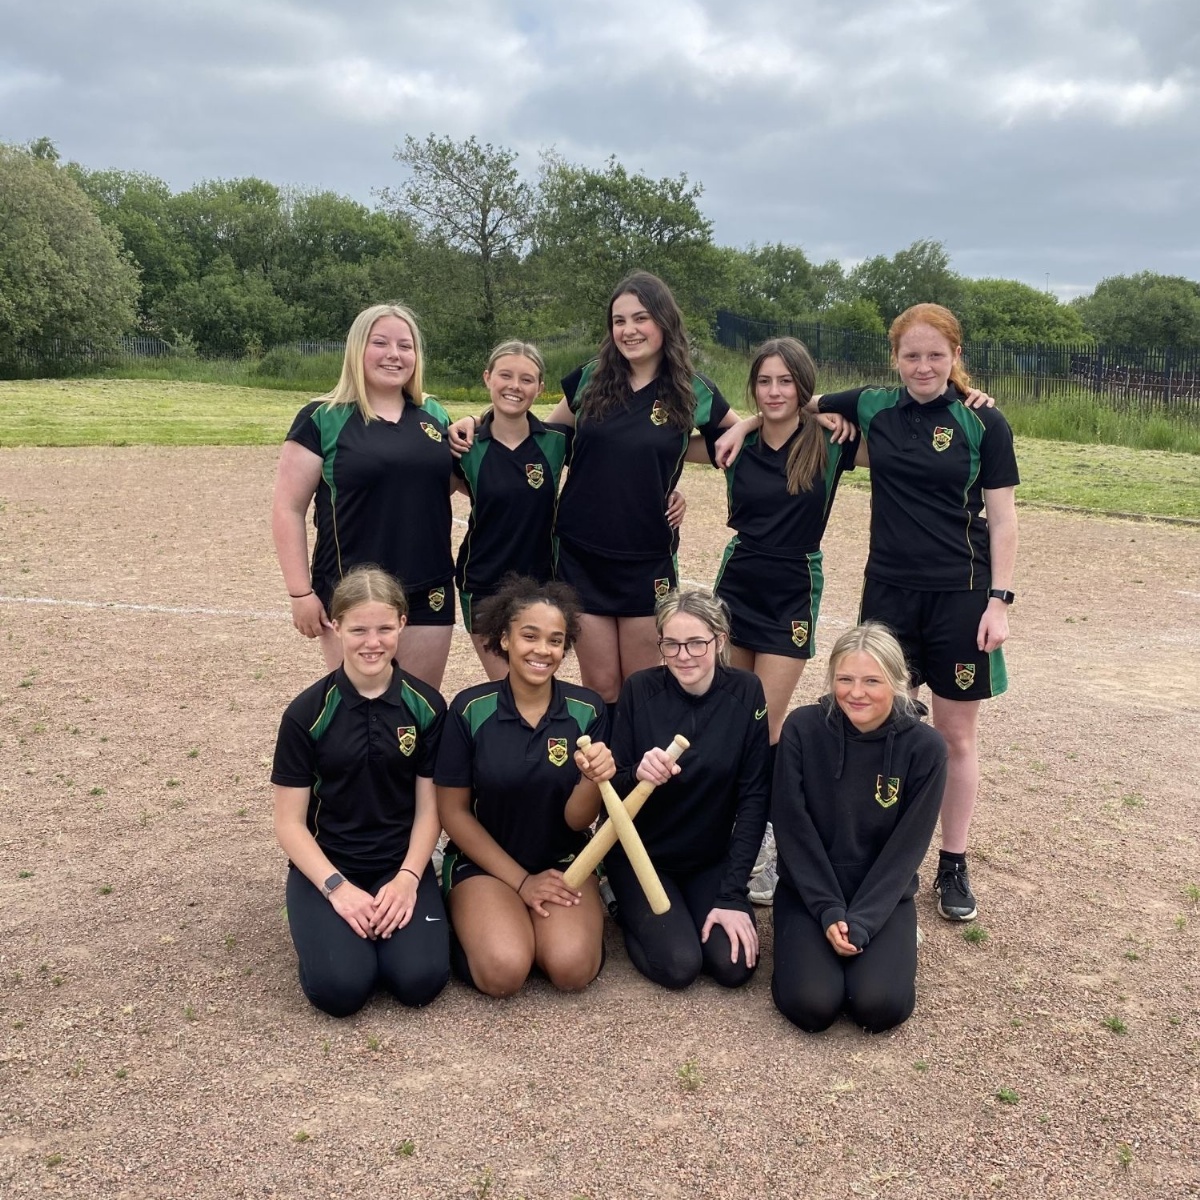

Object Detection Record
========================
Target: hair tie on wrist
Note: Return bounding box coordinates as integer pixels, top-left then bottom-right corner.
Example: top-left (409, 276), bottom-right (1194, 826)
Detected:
top-left (289, 590), bottom-right (314, 599)
top-left (516, 873), bottom-right (529, 894)
top-left (399, 867), bottom-right (420, 882)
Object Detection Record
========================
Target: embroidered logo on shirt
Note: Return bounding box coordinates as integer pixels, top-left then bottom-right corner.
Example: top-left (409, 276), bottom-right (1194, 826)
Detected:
top-left (428, 587), bottom-right (446, 613)
top-left (932, 426), bottom-right (954, 452)
top-left (397, 726), bottom-right (417, 756)
top-left (755, 706), bottom-right (768, 720)
top-left (547, 737), bottom-right (569, 767)
top-left (653, 577), bottom-right (671, 599)
top-left (525, 463), bottom-right (545, 489)
top-left (649, 402), bottom-right (668, 426)
top-left (420, 421), bottom-right (443, 442)
top-left (954, 662), bottom-right (976, 690)
top-left (791, 620), bottom-right (810, 649)
top-left (875, 775), bottom-right (900, 808)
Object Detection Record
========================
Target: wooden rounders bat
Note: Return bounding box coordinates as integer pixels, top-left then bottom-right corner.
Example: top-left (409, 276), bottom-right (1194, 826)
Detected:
top-left (573, 735), bottom-right (671, 915)
top-left (563, 734), bottom-right (690, 895)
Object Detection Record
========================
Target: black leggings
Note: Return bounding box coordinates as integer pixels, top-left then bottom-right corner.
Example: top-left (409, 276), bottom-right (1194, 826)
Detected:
top-left (285, 865), bottom-right (449, 1017)
top-left (606, 855), bottom-right (756, 991)
top-left (771, 881), bottom-right (917, 1033)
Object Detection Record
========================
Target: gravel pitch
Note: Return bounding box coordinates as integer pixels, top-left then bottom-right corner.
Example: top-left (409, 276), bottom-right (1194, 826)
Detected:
top-left (1, 446), bottom-right (1198, 1200)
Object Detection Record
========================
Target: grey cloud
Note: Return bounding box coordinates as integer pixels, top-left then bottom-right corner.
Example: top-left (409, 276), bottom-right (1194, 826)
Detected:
top-left (2, 0), bottom-right (1196, 295)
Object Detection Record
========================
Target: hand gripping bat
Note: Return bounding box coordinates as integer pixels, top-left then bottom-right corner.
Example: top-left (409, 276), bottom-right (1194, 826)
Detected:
top-left (563, 734), bottom-right (690, 908)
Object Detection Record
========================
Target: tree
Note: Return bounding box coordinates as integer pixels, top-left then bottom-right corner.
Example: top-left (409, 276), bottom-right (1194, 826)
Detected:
top-left (379, 135), bottom-right (534, 351)
top-left (958, 278), bottom-right (1088, 344)
top-left (0, 143), bottom-right (140, 358)
top-left (847, 239), bottom-right (963, 325)
top-left (69, 166), bottom-right (190, 317)
top-left (168, 177), bottom-right (285, 278)
top-left (535, 153), bottom-right (723, 335)
top-left (717, 243), bottom-right (843, 324)
top-left (272, 190), bottom-right (412, 338)
top-left (1072, 272), bottom-right (1200, 349)
top-left (150, 258), bottom-right (299, 355)
top-left (820, 298), bottom-right (886, 336)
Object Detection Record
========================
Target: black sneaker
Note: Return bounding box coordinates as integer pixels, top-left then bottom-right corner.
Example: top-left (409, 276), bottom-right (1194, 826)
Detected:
top-left (934, 861), bottom-right (978, 921)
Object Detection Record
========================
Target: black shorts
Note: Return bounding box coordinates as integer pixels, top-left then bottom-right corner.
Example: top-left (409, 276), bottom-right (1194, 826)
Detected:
top-left (314, 575), bottom-right (456, 628)
top-left (441, 848), bottom-right (580, 896)
top-left (715, 539), bottom-right (823, 660)
top-left (859, 578), bottom-right (1008, 701)
top-left (554, 538), bottom-right (678, 619)
top-left (404, 580), bottom-right (457, 627)
top-left (458, 589), bottom-right (485, 635)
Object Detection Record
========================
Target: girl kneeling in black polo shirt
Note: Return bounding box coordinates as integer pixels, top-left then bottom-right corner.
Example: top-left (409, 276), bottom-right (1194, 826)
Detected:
top-left (608, 589), bottom-right (770, 990)
top-left (271, 567), bottom-right (450, 1017)
top-left (435, 576), bottom-right (615, 997)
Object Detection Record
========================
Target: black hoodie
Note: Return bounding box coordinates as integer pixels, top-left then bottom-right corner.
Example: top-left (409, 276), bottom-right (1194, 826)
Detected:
top-left (773, 698), bottom-right (947, 950)
top-left (610, 664), bottom-right (770, 912)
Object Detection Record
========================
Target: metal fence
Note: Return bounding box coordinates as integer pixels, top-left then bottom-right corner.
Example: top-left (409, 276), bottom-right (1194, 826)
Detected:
top-left (715, 310), bottom-right (1200, 415)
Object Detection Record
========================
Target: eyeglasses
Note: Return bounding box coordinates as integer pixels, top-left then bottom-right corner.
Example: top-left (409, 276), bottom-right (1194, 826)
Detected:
top-left (658, 636), bottom-right (717, 658)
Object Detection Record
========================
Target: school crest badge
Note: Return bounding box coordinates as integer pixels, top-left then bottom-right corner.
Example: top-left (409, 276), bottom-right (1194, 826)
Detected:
top-left (420, 421), bottom-right (443, 442)
top-left (649, 402), bottom-right (668, 426)
top-left (428, 587), bottom-right (446, 613)
top-left (654, 577), bottom-right (671, 599)
top-left (525, 463), bottom-right (545, 489)
top-left (547, 737), bottom-right (569, 767)
top-left (791, 620), bottom-right (810, 649)
top-left (932, 426), bottom-right (954, 452)
top-left (875, 775), bottom-right (900, 808)
top-left (397, 726), bottom-right (417, 756)
top-left (954, 662), bottom-right (976, 690)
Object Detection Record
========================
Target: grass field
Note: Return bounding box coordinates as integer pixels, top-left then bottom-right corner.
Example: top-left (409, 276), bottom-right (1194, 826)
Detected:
top-left (2, 377), bottom-right (1197, 520)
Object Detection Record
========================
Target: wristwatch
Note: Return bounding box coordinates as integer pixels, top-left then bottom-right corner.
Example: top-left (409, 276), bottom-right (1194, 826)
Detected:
top-left (987, 589), bottom-right (1016, 605)
top-left (320, 872), bottom-right (346, 898)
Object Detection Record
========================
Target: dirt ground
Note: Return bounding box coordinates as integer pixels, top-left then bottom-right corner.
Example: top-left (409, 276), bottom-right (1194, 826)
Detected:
top-left (1, 446), bottom-right (1198, 1200)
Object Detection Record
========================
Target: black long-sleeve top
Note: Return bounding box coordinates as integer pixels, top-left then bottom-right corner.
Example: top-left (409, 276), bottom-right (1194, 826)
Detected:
top-left (773, 698), bottom-right (947, 950)
top-left (610, 664), bottom-right (770, 913)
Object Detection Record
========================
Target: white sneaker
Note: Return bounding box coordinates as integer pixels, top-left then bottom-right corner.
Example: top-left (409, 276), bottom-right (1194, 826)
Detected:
top-left (753, 823), bottom-right (776, 877)
top-left (748, 862), bottom-right (778, 906)
top-left (431, 831), bottom-right (448, 878)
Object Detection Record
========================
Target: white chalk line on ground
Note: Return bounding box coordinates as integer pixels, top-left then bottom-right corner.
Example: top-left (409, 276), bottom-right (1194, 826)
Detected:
top-left (0, 594), bottom-right (287, 619)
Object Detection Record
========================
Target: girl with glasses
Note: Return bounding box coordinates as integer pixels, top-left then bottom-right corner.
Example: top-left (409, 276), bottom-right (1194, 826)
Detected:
top-left (605, 589), bottom-right (769, 990)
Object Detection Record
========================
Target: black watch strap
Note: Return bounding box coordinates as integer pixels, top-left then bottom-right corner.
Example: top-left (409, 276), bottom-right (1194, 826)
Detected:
top-left (988, 588), bottom-right (1015, 605)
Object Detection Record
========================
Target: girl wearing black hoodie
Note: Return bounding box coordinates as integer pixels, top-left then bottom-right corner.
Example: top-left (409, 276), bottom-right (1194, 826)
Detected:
top-left (772, 623), bottom-right (947, 1033)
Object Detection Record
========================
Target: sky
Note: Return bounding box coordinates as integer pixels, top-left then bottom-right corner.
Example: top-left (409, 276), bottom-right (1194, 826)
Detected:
top-left (3, 0), bottom-right (1197, 300)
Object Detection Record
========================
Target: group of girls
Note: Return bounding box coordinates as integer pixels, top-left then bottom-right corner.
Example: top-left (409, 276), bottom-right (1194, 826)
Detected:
top-left (269, 274), bottom-right (1019, 1034)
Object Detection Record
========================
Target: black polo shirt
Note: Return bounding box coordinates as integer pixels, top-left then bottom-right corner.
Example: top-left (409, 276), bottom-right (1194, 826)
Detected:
top-left (434, 676), bottom-right (608, 872)
top-left (720, 425), bottom-right (859, 555)
top-left (554, 363), bottom-right (730, 559)
top-left (453, 412), bottom-right (572, 594)
top-left (609, 665), bottom-right (770, 912)
top-left (819, 386), bottom-right (1019, 591)
top-left (285, 397), bottom-right (454, 596)
top-left (271, 664), bottom-right (446, 879)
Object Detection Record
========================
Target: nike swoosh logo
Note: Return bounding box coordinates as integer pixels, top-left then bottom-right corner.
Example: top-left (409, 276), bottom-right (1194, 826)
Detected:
top-left (755, 707), bottom-right (767, 720)
top-left (424, 915), bottom-right (441, 922)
